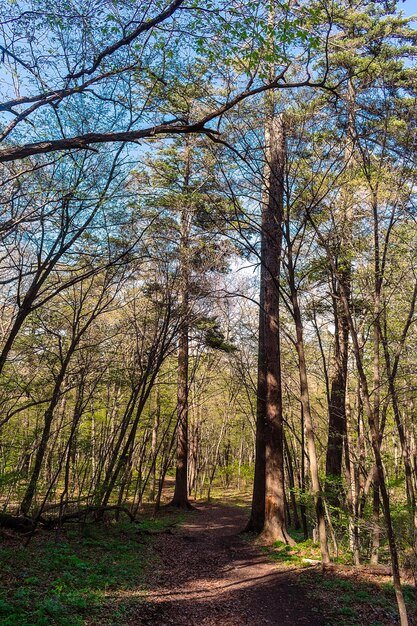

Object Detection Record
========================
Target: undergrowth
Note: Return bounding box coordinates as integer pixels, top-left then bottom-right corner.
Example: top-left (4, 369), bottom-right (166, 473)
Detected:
top-left (260, 527), bottom-right (417, 625)
top-left (0, 510), bottom-right (183, 626)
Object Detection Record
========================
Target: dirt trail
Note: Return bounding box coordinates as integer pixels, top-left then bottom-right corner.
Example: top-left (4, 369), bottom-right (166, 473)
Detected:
top-left (136, 503), bottom-right (325, 625)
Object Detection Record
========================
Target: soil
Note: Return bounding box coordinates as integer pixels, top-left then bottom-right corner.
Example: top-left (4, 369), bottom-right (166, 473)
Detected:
top-left (134, 503), bottom-right (326, 625)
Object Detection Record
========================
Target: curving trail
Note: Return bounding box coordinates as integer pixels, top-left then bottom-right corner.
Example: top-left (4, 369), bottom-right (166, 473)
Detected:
top-left (135, 503), bottom-right (325, 625)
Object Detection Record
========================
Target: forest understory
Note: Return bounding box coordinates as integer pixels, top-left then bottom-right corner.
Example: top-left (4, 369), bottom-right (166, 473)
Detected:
top-left (1, 489), bottom-right (416, 626)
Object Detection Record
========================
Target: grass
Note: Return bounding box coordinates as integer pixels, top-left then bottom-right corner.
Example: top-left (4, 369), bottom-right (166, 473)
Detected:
top-left (0, 510), bottom-right (184, 626)
top-left (260, 536), bottom-right (322, 567)
top-left (2, 496), bottom-right (417, 626)
top-left (257, 527), bottom-right (417, 625)
top-left (201, 487), bottom-right (252, 510)
top-left (298, 569), bottom-right (411, 625)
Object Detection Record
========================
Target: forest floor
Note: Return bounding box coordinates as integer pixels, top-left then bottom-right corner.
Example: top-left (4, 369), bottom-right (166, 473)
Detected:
top-left (127, 500), bottom-right (417, 626)
top-left (1, 496), bottom-right (417, 625)
top-left (127, 501), bottom-right (325, 626)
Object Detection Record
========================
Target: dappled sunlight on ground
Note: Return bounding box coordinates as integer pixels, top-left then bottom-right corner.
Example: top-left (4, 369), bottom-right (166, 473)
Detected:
top-left (111, 503), bottom-right (325, 626)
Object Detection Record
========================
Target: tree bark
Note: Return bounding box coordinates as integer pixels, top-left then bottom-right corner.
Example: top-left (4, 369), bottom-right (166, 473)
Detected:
top-left (171, 144), bottom-right (193, 509)
top-left (325, 77), bottom-right (355, 506)
top-left (251, 106), bottom-right (292, 544)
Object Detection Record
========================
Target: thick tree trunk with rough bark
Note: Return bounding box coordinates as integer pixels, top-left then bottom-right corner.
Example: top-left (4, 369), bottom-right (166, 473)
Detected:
top-left (171, 145), bottom-right (193, 509)
top-left (247, 275), bottom-right (266, 531)
top-left (249, 105), bottom-right (292, 544)
top-left (171, 313), bottom-right (192, 508)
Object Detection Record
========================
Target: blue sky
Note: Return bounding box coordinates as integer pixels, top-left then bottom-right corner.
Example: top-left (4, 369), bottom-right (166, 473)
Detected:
top-left (0, 1), bottom-right (416, 120)
top-left (402, 0), bottom-right (417, 16)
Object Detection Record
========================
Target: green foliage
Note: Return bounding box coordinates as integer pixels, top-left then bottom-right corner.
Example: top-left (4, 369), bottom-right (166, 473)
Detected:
top-left (0, 513), bottom-right (182, 626)
top-left (196, 317), bottom-right (236, 353)
top-left (260, 534), bottom-right (321, 567)
top-left (299, 569), bottom-right (417, 626)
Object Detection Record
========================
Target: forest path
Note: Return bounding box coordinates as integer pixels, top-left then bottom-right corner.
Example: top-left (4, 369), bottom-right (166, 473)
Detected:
top-left (136, 503), bottom-right (325, 625)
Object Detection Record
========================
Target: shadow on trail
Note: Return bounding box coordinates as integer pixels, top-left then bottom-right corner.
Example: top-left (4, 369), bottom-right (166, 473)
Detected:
top-left (129, 503), bottom-right (326, 626)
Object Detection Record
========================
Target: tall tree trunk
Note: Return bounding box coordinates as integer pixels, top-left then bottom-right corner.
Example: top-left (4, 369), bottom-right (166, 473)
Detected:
top-left (171, 144), bottom-right (192, 509)
top-left (171, 309), bottom-right (191, 507)
top-left (325, 77), bottom-right (355, 505)
top-left (370, 190), bottom-right (382, 565)
top-left (246, 262), bottom-right (266, 531)
top-left (326, 279), bottom-right (349, 506)
top-left (250, 103), bottom-right (292, 543)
